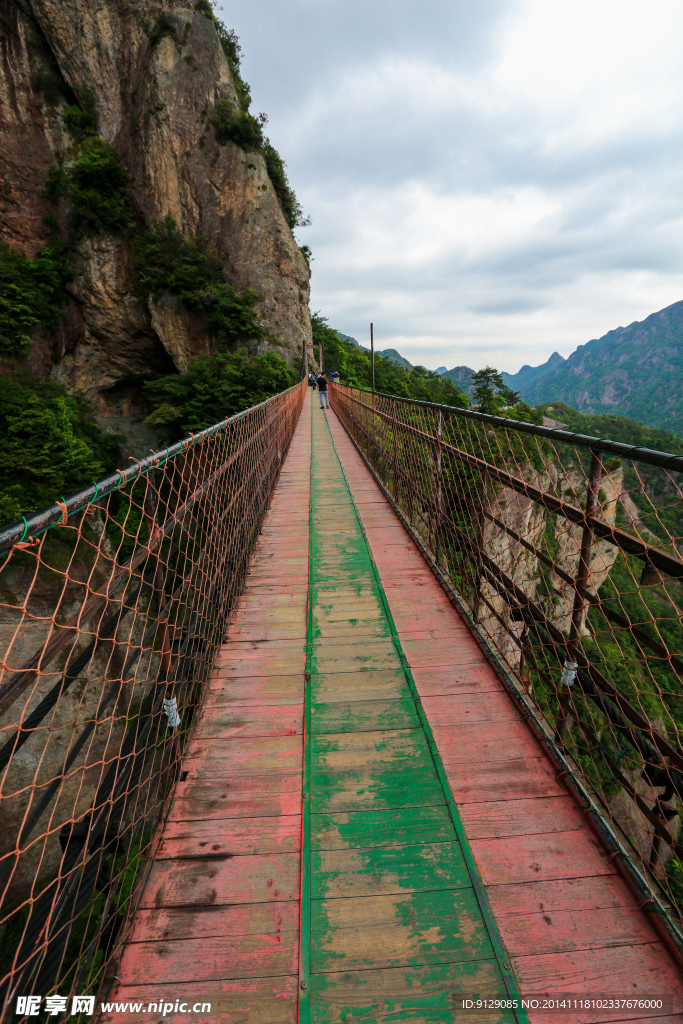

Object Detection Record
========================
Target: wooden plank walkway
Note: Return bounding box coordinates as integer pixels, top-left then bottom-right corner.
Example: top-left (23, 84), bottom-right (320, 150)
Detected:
top-left (105, 390), bottom-right (683, 1023)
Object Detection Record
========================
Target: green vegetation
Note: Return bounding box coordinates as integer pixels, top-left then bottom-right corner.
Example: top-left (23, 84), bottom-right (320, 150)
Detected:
top-left (313, 313), bottom-right (469, 407)
top-left (0, 241), bottom-right (70, 356)
top-left (68, 137), bottom-right (132, 233)
top-left (0, 370), bottom-right (122, 525)
top-left (149, 12), bottom-right (181, 49)
top-left (144, 350), bottom-right (296, 435)
top-left (471, 366), bottom-right (520, 414)
top-left (209, 99), bottom-right (266, 149)
top-left (132, 216), bottom-right (266, 350)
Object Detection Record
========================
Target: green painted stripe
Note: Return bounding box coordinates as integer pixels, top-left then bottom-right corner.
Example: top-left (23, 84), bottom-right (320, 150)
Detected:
top-left (297, 400), bottom-right (313, 1024)
top-left (320, 410), bottom-right (530, 1024)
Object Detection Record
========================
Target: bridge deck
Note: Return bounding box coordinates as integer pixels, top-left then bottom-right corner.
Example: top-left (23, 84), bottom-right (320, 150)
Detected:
top-left (107, 391), bottom-right (682, 1023)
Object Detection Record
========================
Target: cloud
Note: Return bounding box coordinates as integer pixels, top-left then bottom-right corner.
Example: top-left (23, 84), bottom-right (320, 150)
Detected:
top-left (216, 0), bottom-right (683, 372)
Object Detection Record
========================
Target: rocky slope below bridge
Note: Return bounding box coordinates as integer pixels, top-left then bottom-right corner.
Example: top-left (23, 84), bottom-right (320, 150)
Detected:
top-left (0, 0), bottom-right (313, 449)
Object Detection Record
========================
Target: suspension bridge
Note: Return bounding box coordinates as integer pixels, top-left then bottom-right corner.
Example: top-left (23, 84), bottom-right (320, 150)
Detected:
top-left (0, 382), bottom-right (682, 1022)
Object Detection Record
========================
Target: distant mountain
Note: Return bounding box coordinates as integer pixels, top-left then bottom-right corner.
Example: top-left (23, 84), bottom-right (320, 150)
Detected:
top-left (333, 332), bottom-right (412, 368)
top-left (501, 301), bottom-right (683, 435)
top-left (378, 348), bottom-right (412, 368)
top-left (335, 331), bottom-right (360, 347)
top-left (440, 366), bottom-right (476, 395)
top-left (435, 366), bottom-right (447, 375)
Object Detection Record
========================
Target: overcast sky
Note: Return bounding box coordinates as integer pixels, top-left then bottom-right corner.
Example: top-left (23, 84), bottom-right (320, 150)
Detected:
top-left (216, 0), bottom-right (683, 373)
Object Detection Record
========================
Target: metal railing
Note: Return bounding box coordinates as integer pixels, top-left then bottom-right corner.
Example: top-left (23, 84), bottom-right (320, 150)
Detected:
top-left (0, 379), bottom-right (306, 1017)
top-left (330, 382), bottom-right (683, 959)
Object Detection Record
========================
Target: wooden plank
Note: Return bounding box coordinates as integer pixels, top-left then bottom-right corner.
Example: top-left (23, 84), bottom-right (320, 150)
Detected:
top-left (513, 943), bottom-right (683, 1022)
top-left (168, 775), bottom-right (300, 821)
top-left (204, 674), bottom-right (302, 706)
top-left (311, 698), bottom-right (420, 734)
top-left (197, 704), bottom-right (303, 739)
top-left (311, 642), bottom-right (400, 675)
top-left (182, 736), bottom-right (302, 774)
top-left (470, 829), bottom-right (617, 886)
top-left (421, 691), bottom-right (522, 728)
top-left (101, 976), bottom-right (298, 1023)
top-left (496, 902), bottom-right (660, 957)
top-left (445, 756), bottom-right (561, 804)
top-left (311, 841), bottom-right (470, 898)
top-left (312, 669), bottom-right (407, 701)
top-left (310, 960), bottom-right (513, 1024)
top-left (487, 875), bottom-right (644, 916)
top-left (128, 899), bottom-right (297, 943)
top-left (411, 665), bottom-right (503, 696)
top-left (433, 720), bottom-right (542, 764)
top-left (159, 815), bottom-right (301, 858)
top-left (311, 805), bottom-right (455, 851)
top-left (311, 766), bottom-right (445, 814)
top-left (139, 852), bottom-right (300, 908)
top-left (311, 728), bottom-right (431, 771)
top-left (310, 889), bottom-right (494, 972)
top-left (459, 795), bottom-right (586, 839)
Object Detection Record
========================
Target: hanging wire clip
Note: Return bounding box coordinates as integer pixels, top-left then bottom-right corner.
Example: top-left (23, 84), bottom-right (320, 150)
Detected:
top-left (560, 660), bottom-right (578, 688)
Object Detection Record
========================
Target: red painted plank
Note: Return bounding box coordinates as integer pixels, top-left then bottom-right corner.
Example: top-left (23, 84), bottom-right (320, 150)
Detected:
top-left (459, 795), bottom-right (586, 839)
top-left (433, 719), bottom-right (542, 763)
top-left (487, 875), bottom-right (639, 916)
top-left (411, 665), bottom-right (503, 696)
top-left (182, 736), bottom-right (302, 773)
top-left (198, 704), bottom-right (303, 738)
top-left (446, 756), bottom-right (561, 804)
top-left (204, 674), bottom-right (302, 707)
top-left (167, 775), bottom-right (301, 821)
top-left (102, 976), bottom-right (299, 1023)
top-left (513, 943), bottom-right (683, 1022)
top-left (421, 691), bottom-right (522, 727)
top-left (471, 829), bottom-right (616, 885)
top-left (160, 816), bottom-right (301, 857)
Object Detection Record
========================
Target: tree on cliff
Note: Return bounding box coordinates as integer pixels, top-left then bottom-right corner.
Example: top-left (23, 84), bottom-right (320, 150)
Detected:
top-left (471, 367), bottom-right (520, 414)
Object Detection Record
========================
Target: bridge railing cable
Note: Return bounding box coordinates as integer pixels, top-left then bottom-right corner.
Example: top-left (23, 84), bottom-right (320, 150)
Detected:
top-left (330, 381), bottom-right (683, 962)
top-left (0, 379), bottom-right (306, 1018)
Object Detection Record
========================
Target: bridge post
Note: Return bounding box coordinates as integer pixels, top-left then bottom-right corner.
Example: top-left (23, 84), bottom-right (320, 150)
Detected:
top-left (434, 410), bottom-right (443, 567)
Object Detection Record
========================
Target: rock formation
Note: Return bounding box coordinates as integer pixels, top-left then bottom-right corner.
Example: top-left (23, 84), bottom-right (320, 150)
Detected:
top-left (0, 0), bottom-right (313, 450)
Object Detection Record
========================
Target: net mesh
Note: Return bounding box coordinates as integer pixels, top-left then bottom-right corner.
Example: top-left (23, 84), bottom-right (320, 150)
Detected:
top-left (0, 380), bottom-right (305, 1014)
top-left (331, 382), bottom-right (683, 941)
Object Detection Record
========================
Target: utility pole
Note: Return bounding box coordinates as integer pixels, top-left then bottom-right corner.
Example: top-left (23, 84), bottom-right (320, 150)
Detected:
top-left (370, 322), bottom-right (375, 395)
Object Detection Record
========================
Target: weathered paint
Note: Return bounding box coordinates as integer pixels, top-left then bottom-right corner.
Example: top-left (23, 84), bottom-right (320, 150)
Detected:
top-left (304, 402), bottom-right (522, 1024)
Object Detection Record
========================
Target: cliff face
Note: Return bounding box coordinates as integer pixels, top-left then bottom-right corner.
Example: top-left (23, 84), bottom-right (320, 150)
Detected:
top-left (0, 0), bottom-right (312, 446)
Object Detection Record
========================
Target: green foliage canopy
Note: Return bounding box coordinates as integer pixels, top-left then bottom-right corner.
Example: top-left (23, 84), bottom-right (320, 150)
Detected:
top-left (132, 216), bottom-right (266, 350)
top-left (144, 350), bottom-right (296, 435)
top-left (0, 242), bottom-right (70, 357)
top-left (471, 366), bottom-right (521, 414)
top-left (0, 371), bottom-right (122, 525)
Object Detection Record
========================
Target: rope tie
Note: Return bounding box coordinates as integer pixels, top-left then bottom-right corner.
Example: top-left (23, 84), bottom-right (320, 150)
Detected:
top-left (114, 469), bottom-right (126, 490)
top-left (56, 500), bottom-right (68, 526)
top-left (128, 456), bottom-right (144, 480)
top-left (162, 695), bottom-right (181, 729)
top-left (560, 660), bottom-right (578, 688)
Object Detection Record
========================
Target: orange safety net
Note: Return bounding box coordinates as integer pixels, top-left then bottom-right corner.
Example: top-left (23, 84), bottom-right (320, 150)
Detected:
top-left (331, 381), bottom-right (683, 954)
top-left (0, 380), bottom-right (305, 1016)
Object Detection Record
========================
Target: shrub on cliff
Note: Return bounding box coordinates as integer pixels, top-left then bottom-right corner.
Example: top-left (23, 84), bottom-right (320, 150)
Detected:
top-left (143, 350), bottom-right (297, 435)
top-left (210, 100), bottom-right (266, 148)
top-left (69, 138), bottom-right (131, 233)
top-left (0, 241), bottom-right (70, 357)
top-left (0, 371), bottom-right (122, 525)
top-left (133, 216), bottom-right (266, 350)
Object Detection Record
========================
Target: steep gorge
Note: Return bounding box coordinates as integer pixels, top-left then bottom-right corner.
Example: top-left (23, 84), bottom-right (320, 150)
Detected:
top-left (0, 0), bottom-right (313, 451)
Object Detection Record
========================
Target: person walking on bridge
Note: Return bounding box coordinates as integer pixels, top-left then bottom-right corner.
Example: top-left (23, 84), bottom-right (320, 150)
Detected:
top-left (317, 371), bottom-right (330, 409)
